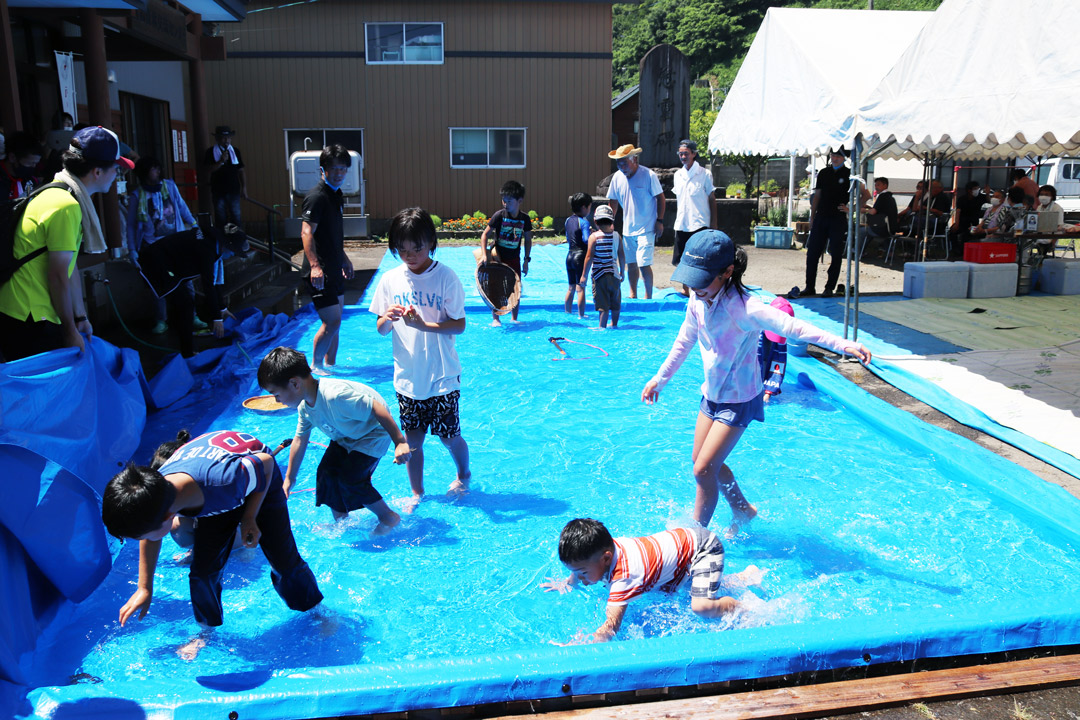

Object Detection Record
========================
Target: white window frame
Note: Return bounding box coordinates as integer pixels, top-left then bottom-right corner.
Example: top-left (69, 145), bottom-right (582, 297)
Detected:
top-left (449, 127), bottom-right (527, 169)
top-left (364, 22), bottom-right (444, 65)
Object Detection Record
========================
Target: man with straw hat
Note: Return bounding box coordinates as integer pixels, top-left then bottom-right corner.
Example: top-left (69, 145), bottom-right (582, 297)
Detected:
top-left (606, 144), bottom-right (665, 299)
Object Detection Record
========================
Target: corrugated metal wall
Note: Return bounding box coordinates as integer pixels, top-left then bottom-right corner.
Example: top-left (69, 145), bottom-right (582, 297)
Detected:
top-left (203, 1), bottom-right (613, 228)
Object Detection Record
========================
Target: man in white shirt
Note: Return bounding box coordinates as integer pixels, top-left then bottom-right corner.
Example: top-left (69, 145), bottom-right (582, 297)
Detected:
top-left (606, 144), bottom-right (665, 299)
top-left (672, 140), bottom-right (717, 296)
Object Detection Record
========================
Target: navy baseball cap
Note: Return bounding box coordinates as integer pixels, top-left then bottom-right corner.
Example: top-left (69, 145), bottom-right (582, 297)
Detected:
top-left (671, 229), bottom-right (735, 289)
top-left (71, 126), bottom-right (135, 171)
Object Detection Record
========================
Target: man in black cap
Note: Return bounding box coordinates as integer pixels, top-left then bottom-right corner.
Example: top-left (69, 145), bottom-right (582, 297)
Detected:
top-left (204, 125), bottom-right (247, 230)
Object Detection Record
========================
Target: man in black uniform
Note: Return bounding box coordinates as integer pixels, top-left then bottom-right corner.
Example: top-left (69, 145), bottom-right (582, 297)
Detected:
top-left (802, 148), bottom-right (853, 298)
top-left (301, 144), bottom-right (354, 373)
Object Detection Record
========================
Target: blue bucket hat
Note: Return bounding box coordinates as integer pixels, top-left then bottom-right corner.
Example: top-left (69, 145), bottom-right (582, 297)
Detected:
top-left (671, 229), bottom-right (735, 289)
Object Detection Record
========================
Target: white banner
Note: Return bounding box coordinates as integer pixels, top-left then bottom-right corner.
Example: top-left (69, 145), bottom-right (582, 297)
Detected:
top-left (55, 52), bottom-right (77, 122)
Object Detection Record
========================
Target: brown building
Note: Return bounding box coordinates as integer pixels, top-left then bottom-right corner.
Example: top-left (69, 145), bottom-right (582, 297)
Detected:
top-left (204, 0), bottom-right (631, 231)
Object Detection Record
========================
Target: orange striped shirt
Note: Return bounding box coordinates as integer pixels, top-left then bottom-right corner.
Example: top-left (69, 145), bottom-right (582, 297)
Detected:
top-left (607, 528), bottom-right (698, 606)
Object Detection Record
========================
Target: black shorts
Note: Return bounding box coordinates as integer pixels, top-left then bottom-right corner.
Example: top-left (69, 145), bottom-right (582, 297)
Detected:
top-left (397, 390), bottom-right (461, 439)
top-left (305, 267), bottom-right (345, 310)
top-left (566, 250), bottom-right (586, 285)
top-left (494, 245), bottom-right (521, 277)
top-left (315, 440), bottom-right (383, 513)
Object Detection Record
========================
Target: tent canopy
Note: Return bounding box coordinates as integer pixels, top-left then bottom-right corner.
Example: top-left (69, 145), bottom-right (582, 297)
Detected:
top-left (708, 7), bottom-right (929, 158)
top-left (856, 0), bottom-right (1080, 160)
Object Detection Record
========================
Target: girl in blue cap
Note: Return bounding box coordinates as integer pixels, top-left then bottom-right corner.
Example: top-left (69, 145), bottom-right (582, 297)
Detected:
top-left (641, 229), bottom-right (871, 535)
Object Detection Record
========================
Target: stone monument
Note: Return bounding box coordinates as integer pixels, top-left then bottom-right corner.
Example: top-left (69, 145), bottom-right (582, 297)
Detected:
top-left (637, 44), bottom-right (690, 169)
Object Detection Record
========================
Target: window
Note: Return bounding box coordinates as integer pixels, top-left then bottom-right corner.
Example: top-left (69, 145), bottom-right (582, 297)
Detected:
top-left (450, 128), bottom-right (526, 168)
top-left (365, 22), bottom-right (443, 64)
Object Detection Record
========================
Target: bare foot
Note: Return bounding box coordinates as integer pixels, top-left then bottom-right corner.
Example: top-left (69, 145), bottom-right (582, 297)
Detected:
top-left (735, 564), bottom-right (767, 588)
top-left (725, 504), bottom-right (758, 539)
top-left (177, 636), bottom-right (207, 661)
top-left (372, 511), bottom-right (401, 537)
top-left (312, 366), bottom-right (332, 377)
top-left (591, 326), bottom-right (607, 331)
top-left (400, 494), bottom-right (423, 514)
top-left (447, 475), bottom-right (470, 497)
top-left (490, 318), bottom-right (502, 327)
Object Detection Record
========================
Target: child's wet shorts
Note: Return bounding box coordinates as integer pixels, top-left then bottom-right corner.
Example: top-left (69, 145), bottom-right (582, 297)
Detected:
top-left (699, 391), bottom-right (765, 428)
top-left (494, 245), bottom-right (522, 278)
top-left (316, 441), bottom-right (383, 513)
top-left (397, 390), bottom-right (462, 439)
top-left (591, 272), bottom-right (622, 313)
top-left (688, 526), bottom-right (726, 600)
top-left (566, 249), bottom-right (586, 286)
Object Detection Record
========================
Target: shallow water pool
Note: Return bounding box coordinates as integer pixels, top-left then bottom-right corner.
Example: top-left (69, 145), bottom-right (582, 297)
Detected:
top-left (23, 248), bottom-right (1080, 718)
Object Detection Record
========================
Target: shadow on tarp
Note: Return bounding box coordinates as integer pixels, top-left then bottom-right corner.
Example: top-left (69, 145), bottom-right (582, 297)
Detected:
top-left (0, 339), bottom-right (145, 714)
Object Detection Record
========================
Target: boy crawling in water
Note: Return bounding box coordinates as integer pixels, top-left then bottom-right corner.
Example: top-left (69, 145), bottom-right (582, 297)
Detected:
top-left (542, 518), bottom-right (764, 643)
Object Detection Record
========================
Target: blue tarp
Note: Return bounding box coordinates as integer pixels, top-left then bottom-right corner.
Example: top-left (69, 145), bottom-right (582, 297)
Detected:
top-left (0, 339), bottom-right (146, 709)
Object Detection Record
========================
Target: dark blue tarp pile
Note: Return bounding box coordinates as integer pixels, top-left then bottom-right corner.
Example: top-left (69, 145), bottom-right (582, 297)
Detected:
top-left (0, 340), bottom-right (145, 715)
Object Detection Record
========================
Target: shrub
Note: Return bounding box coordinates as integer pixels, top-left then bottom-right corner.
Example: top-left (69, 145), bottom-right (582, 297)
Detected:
top-left (442, 215), bottom-right (489, 232)
top-left (542, 215), bottom-right (554, 229)
top-left (472, 211), bottom-right (487, 220)
top-left (528, 210), bottom-right (539, 220)
top-left (757, 179), bottom-right (780, 195)
top-left (766, 206), bottom-right (788, 227)
top-left (726, 182), bottom-right (746, 198)
top-left (430, 214), bottom-right (442, 228)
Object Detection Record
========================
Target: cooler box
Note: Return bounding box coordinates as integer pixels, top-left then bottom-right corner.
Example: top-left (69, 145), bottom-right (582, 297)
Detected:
top-left (754, 226), bottom-right (794, 249)
top-left (955, 261), bottom-right (1017, 298)
top-left (963, 242), bottom-right (1016, 264)
top-left (903, 262), bottom-right (968, 299)
top-left (1041, 258), bottom-right (1080, 295)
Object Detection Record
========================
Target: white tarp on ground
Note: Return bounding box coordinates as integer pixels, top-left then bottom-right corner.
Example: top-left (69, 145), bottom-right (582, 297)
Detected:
top-left (856, 0), bottom-right (1080, 160)
top-left (708, 7), bottom-right (930, 158)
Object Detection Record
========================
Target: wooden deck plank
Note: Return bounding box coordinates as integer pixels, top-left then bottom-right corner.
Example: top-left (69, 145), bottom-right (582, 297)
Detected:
top-left (494, 655), bottom-right (1080, 720)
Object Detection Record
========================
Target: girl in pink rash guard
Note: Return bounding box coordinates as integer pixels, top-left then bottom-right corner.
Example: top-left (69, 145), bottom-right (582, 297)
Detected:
top-left (641, 230), bottom-right (871, 534)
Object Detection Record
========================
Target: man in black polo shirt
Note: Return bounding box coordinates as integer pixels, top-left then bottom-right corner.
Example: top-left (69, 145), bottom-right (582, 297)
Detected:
top-left (802, 148), bottom-right (860, 298)
top-left (301, 144), bottom-right (354, 373)
top-left (204, 125), bottom-right (247, 230)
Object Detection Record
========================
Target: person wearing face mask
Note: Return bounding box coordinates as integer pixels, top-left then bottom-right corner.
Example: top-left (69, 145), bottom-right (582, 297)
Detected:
top-left (971, 189), bottom-right (1005, 239)
top-left (301, 144), bottom-right (354, 374)
top-left (127, 156), bottom-right (201, 335)
top-left (1, 131), bottom-right (44, 200)
top-left (0, 126), bottom-right (134, 361)
top-left (986, 186), bottom-right (1028, 238)
top-left (1035, 184), bottom-right (1064, 228)
top-left (800, 148), bottom-right (868, 298)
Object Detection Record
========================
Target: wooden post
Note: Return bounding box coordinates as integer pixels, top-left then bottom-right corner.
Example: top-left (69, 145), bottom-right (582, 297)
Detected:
top-left (0, 0), bottom-right (21, 133)
top-left (80, 9), bottom-right (122, 250)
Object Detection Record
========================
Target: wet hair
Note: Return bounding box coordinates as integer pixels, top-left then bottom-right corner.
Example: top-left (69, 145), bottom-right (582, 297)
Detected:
top-left (678, 139), bottom-right (698, 154)
top-left (721, 246), bottom-right (749, 299)
top-left (875, 177), bottom-right (890, 188)
top-left (1011, 168), bottom-right (1029, 181)
top-left (568, 192), bottom-right (592, 213)
top-left (320, 143), bottom-right (351, 170)
top-left (258, 346), bottom-right (311, 389)
top-left (1007, 186), bottom-right (1026, 204)
top-left (102, 463), bottom-right (177, 540)
top-left (61, 136), bottom-right (114, 176)
top-left (1039, 184), bottom-right (1057, 201)
top-left (500, 180), bottom-right (525, 200)
top-left (5, 131), bottom-right (43, 161)
top-left (150, 429), bottom-right (191, 470)
top-left (388, 207), bottom-right (438, 258)
top-left (133, 156), bottom-right (162, 185)
top-left (558, 518), bottom-right (615, 564)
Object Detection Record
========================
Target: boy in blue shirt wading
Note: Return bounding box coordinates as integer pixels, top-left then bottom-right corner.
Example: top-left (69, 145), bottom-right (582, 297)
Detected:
top-left (102, 430), bottom-right (323, 659)
top-left (258, 346), bottom-right (412, 535)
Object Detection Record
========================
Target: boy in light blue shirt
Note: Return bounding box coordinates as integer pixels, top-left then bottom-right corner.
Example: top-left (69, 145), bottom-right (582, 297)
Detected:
top-left (259, 346), bottom-right (411, 535)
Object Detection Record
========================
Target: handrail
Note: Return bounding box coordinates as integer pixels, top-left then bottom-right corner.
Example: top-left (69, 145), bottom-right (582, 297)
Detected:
top-left (244, 196), bottom-right (282, 216)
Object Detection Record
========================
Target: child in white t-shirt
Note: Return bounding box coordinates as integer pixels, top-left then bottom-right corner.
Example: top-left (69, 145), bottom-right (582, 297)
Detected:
top-left (368, 207), bottom-right (472, 510)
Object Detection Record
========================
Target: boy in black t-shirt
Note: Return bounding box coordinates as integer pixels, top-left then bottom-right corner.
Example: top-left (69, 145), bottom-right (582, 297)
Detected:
top-left (480, 180), bottom-right (532, 326)
top-left (301, 144), bottom-right (354, 373)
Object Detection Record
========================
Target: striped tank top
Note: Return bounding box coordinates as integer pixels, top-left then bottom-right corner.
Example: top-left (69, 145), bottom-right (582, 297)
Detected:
top-left (591, 231), bottom-right (618, 280)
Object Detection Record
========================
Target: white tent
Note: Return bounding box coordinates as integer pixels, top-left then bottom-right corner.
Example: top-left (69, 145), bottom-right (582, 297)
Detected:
top-left (708, 7), bottom-right (930, 158)
top-left (856, 0), bottom-right (1080, 160)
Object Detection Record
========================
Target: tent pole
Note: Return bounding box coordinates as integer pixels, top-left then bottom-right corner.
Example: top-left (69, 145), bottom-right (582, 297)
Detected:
top-left (787, 154), bottom-right (796, 228)
top-left (843, 136), bottom-right (863, 340)
top-left (921, 154), bottom-right (932, 262)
